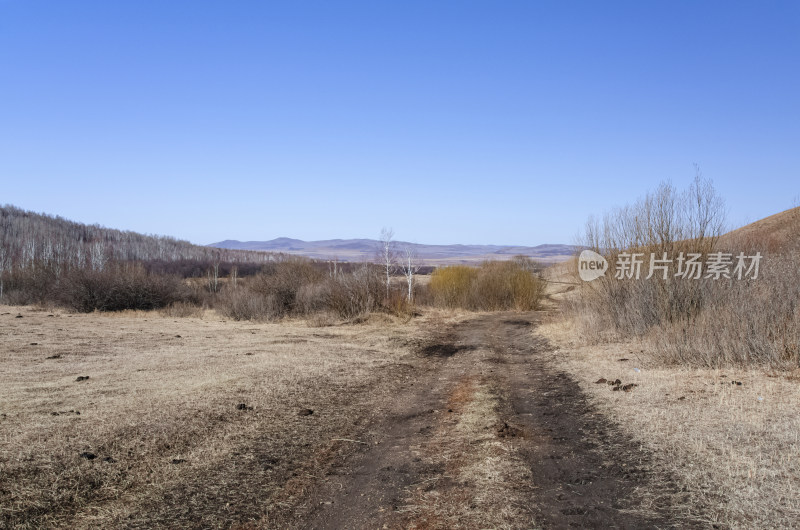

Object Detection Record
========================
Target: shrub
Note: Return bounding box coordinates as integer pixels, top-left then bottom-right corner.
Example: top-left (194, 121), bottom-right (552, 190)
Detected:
top-left (2, 268), bottom-right (59, 306)
top-left (429, 266), bottom-right (478, 308)
top-left (57, 264), bottom-right (187, 312)
top-left (429, 262), bottom-right (545, 311)
top-left (472, 261), bottom-right (545, 311)
top-left (322, 266), bottom-right (384, 319)
top-left (215, 261), bottom-right (384, 321)
top-left (385, 287), bottom-right (414, 317)
top-left (571, 175), bottom-right (800, 368)
top-left (248, 259), bottom-right (325, 314)
top-left (215, 288), bottom-right (278, 321)
top-left (160, 301), bottom-right (204, 318)
top-left (650, 250), bottom-right (800, 367)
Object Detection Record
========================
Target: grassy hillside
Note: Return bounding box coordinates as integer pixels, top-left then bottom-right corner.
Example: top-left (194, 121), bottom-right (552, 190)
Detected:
top-left (720, 205), bottom-right (800, 252)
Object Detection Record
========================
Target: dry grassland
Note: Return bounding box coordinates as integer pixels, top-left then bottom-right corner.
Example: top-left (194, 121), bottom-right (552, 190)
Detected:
top-left (538, 316), bottom-right (800, 528)
top-left (0, 305), bottom-right (423, 528)
top-left (5, 298), bottom-right (798, 529)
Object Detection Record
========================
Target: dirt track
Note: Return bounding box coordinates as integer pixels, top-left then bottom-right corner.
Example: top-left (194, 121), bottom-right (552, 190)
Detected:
top-left (287, 313), bottom-right (687, 529)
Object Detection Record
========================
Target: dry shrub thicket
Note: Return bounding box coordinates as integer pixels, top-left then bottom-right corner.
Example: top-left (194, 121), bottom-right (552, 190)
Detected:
top-left (429, 259), bottom-right (545, 311)
top-left (571, 175), bottom-right (799, 367)
top-left (0, 206), bottom-right (547, 319)
top-left (0, 205), bottom-right (274, 311)
top-left (216, 258), bottom-right (546, 321)
top-left (215, 261), bottom-right (387, 321)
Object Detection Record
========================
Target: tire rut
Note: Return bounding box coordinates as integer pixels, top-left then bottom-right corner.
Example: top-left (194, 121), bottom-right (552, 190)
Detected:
top-left (289, 313), bottom-right (692, 529)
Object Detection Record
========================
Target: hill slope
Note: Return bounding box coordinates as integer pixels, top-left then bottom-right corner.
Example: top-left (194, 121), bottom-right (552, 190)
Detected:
top-left (720, 206), bottom-right (800, 251)
top-left (0, 204), bottom-right (275, 271)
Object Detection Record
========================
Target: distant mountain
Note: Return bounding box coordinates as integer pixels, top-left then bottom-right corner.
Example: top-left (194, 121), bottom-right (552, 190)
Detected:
top-left (210, 238), bottom-right (576, 265)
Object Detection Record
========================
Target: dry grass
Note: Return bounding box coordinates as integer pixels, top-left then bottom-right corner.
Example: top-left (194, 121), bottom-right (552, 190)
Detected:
top-left (0, 304), bottom-right (420, 528)
top-left (720, 205), bottom-right (800, 252)
top-left (539, 316), bottom-right (800, 528)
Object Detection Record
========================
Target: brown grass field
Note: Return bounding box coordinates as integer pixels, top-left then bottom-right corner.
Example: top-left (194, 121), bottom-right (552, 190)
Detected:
top-left (538, 317), bottom-right (800, 528)
top-left (2, 296), bottom-right (800, 528)
top-left (0, 304), bottom-right (428, 528)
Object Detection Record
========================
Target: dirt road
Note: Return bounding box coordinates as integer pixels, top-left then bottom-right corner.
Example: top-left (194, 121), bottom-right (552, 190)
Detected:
top-left (285, 313), bottom-right (686, 529)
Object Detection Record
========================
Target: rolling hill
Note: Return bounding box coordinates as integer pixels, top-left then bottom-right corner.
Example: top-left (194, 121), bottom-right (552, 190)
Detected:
top-left (720, 206), bottom-right (800, 251)
top-left (210, 238), bottom-right (575, 265)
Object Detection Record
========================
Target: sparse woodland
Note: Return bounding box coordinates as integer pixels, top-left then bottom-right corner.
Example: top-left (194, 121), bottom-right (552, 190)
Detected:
top-left (0, 205), bottom-right (546, 318)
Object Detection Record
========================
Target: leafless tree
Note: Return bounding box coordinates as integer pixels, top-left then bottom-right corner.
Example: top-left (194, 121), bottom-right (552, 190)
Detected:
top-left (0, 246), bottom-right (7, 299)
top-left (685, 164), bottom-right (725, 246)
top-left (328, 257), bottom-right (341, 278)
top-left (400, 246), bottom-right (421, 302)
top-left (207, 251), bottom-right (221, 293)
top-left (230, 265), bottom-right (238, 289)
top-left (378, 227), bottom-right (396, 299)
top-left (90, 241), bottom-right (106, 271)
top-left (0, 204), bottom-right (279, 275)
top-left (208, 262), bottom-right (220, 293)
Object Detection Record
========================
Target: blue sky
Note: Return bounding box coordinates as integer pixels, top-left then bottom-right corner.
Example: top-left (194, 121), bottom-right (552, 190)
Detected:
top-left (1, 1), bottom-right (798, 245)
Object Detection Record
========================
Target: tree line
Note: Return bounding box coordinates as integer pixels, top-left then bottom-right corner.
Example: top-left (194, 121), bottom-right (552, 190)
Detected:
top-left (0, 205), bottom-right (546, 318)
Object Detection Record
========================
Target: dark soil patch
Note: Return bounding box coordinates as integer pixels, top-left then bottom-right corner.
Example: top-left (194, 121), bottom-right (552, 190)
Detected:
top-left (496, 421), bottom-right (524, 438)
top-left (288, 313), bottom-right (695, 528)
top-left (503, 319), bottom-right (532, 327)
top-left (417, 342), bottom-right (461, 357)
top-left (489, 317), bottom-right (693, 528)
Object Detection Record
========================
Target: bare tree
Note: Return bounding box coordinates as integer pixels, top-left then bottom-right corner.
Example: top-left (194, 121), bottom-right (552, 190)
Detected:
top-left (378, 227), bottom-right (396, 299)
top-left (0, 246), bottom-right (7, 300)
top-left (0, 204), bottom-right (279, 276)
top-left (400, 246), bottom-right (421, 302)
top-left (208, 252), bottom-right (221, 293)
top-left (90, 241), bottom-right (106, 271)
top-left (685, 164), bottom-right (725, 246)
top-left (328, 256), bottom-right (340, 278)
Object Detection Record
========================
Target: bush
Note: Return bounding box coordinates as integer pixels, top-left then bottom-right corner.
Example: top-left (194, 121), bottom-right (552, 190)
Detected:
top-left (2, 268), bottom-right (59, 306)
top-left (322, 266), bottom-right (384, 319)
top-left (57, 264), bottom-right (187, 312)
top-left (215, 261), bottom-right (384, 321)
top-left (571, 176), bottom-right (800, 368)
top-left (472, 261), bottom-right (545, 311)
top-left (649, 250), bottom-right (800, 367)
top-left (160, 301), bottom-right (204, 318)
top-left (429, 266), bottom-right (478, 308)
top-left (248, 259), bottom-right (325, 314)
top-left (215, 288), bottom-right (277, 321)
top-left (429, 262), bottom-right (545, 311)
top-left (384, 287), bottom-right (414, 317)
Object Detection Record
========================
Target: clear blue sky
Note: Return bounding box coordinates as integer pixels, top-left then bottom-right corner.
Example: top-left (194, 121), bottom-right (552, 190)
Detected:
top-left (1, 1), bottom-right (798, 245)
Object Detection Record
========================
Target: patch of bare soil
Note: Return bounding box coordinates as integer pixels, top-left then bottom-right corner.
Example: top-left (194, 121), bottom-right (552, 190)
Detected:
top-left (290, 313), bottom-right (695, 528)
